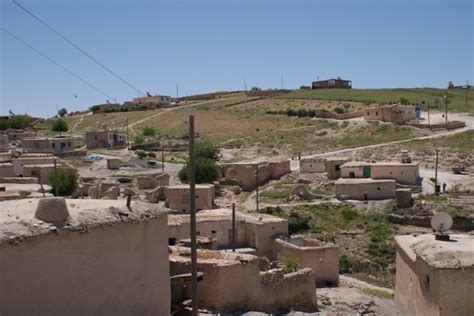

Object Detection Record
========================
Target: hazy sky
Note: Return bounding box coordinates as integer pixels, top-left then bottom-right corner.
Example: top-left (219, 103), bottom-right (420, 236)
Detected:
top-left (1, 0), bottom-right (472, 117)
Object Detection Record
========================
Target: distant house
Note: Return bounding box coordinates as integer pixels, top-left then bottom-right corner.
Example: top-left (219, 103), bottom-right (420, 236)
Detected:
top-left (21, 137), bottom-right (75, 154)
top-left (132, 95), bottom-right (171, 105)
top-left (364, 105), bottom-right (417, 124)
top-left (85, 131), bottom-right (127, 150)
top-left (312, 77), bottom-right (352, 89)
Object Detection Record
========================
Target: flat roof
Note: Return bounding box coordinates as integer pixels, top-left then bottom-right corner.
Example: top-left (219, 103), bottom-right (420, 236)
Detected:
top-left (169, 246), bottom-right (258, 266)
top-left (0, 199), bottom-right (169, 244)
top-left (168, 208), bottom-right (286, 226)
top-left (335, 178), bottom-right (396, 185)
top-left (341, 161), bottom-right (418, 168)
top-left (23, 164), bottom-right (55, 168)
top-left (22, 137), bottom-right (74, 141)
top-left (395, 234), bottom-right (474, 269)
top-left (324, 157), bottom-right (350, 162)
top-left (167, 184), bottom-right (214, 190)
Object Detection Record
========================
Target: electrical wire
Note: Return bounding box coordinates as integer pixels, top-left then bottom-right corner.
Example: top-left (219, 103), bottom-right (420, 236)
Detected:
top-left (1, 26), bottom-right (113, 99)
top-left (12, 0), bottom-right (143, 96)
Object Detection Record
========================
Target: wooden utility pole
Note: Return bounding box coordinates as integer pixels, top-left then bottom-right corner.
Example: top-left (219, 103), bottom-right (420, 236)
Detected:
top-left (428, 103), bottom-right (431, 128)
top-left (466, 80), bottom-right (469, 108)
top-left (435, 149), bottom-right (439, 194)
top-left (53, 158), bottom-right (59, 196)
top-left (161, 144), bottom-right (165, 173)
top-left (255, 163), bottom-right (259, 212)
top-left (189, 115), bottom-right (198, 316)
top-left (444, 91), bottom-right (448, 129)
top-left (126, 117), bottom-right (130, 150)
top-left (232, 203), bottom-right (236, 252)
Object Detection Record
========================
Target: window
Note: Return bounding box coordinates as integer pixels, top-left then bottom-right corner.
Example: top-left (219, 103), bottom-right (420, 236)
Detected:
top-left (211, 230), bottom-right (216, 234)
top-left (367, 112), bottom-right (370, 115)
top-left (377, 187), bottom-right (381, 190)
top-left (376, 111), bottom-right (378, 116)
top-left (68, 142), bottom-right (71, 147)
top-left (401, 171), bottom-right (404, 175)
top-left (349, 171), bottom-right (355, 178)
top-left (50, 142), bottom-right (54, 148)
top-left (94, 135), bottom-right (98, 140)
top-left (31, 170), bottom-right (38, 176)
top-left (335, 165), bottom-right (341, 171)
top-left (168, 238), bottom-right (177, 245)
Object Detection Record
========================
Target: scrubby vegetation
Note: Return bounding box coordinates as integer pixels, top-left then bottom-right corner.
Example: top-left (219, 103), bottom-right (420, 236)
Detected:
top-left (48, 167), bottom-right (79, 197)
top-left (179, 139), bottom-right (221, 183)
top-left (0, 115), bottom-right (33, 130)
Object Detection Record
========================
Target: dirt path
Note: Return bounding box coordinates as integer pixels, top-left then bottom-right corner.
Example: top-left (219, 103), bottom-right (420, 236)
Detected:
top-left (70, 112), bottom-right (91, 132)
top-left (127, 99), bottom-right (222, 132)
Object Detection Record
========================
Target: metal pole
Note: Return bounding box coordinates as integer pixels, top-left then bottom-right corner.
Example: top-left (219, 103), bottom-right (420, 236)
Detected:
top-left (434, 149), bottom-right (439, 192)
top-left (53, 158), bottom-right (59, 196)
top-left (255, 163), bottom-right (259, 212)
top-left (161, 144), bottom-right (164, 173)
top-left (189, 115), bottom-right (198, 316)
top-left (232, 203), bottom-right (236, 252)
top-left (126, 117), bottom-right (130, 150)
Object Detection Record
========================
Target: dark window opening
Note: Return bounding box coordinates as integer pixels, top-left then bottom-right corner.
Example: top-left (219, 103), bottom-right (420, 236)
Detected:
top-left (349, 171), bottom-right (355, 178)
top-left (211, 230), bottom-right (216, 234)
top-left (335, 165), bottom-right (341, 171)
top-left (168, 238), bottom-right (177, 245)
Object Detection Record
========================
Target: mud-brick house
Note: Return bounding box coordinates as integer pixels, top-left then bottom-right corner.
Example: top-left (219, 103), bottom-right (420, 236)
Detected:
top-left (335, 178), bottom-right (396, 200)
top-left (0, 198), bottom-right (171, 315)
top-left (85, 131), bottom-right (127, 150)
top-left (21, 137), bottom-right (76, 154)
top-left (340, 161), bottom-right (421, 185)
top-left (165, 184), bottom-right (215, 213)
top-left (364, 105), bottom-right (417, 124)
top-left (395, 234), bottom-right (474, 316)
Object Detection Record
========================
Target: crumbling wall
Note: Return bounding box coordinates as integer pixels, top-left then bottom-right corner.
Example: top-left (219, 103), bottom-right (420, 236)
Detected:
top-left (274, 237), bottom-right (339, 286)
top-left (0, 217), bottom-right (170, 315)
top-left (0, 163), bottom-right (15, 177)
top-left (220, 160), bottom-right (291, 191)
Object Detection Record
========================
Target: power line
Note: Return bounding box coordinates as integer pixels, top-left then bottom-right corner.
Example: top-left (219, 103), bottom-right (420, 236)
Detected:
top-left (1, 26), bottom-right (113, 99)
top-left (12, 0), bottom-right (143, 96)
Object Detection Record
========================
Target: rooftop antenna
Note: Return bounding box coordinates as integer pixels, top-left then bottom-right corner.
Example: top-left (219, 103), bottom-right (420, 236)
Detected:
top-left (431, 212), bottom-right (453, 241)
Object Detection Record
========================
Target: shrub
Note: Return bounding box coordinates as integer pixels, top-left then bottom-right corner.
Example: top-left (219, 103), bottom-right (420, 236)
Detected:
top-left (308, 109), bottom-right (316, 117)
top-left (334, 107), bottom-right (345, 114)
top-left (148, 152), bottom-right (156, 158)
top-left (296, 108), bottom-right (308, 117)
top-left (399, 97), bottom-right (410, 105)
top-left (142, 126), bottom-right (156, 137)
top-left (288, 211), bottom-right (311, 234)
top-left (195, 139), bottom-right (219, 160)
top-left (178, 157), bottom-right (221, 183)
top-left (286, 108), bottom-right (297, 116)
top-left (133, 133), bottom-right (145, 146)
top-left (48, 167), bottom-right (78, 196)
top-left (135, 150), bottom-right (147, 158)
top-left (58, 108), bottom-right (68, 117)
top-left (281, 255), bottom-right (299, 273)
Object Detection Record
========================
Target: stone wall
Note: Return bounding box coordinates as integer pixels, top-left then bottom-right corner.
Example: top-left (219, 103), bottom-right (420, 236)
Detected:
top-left (220, 160), bottom-right (291, 191)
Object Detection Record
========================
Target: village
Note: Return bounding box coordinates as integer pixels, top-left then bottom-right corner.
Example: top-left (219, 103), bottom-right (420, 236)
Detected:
top-left (1, 0), bottom-right (473, 314)
top-left (0, 77), bottom-right (473, 315)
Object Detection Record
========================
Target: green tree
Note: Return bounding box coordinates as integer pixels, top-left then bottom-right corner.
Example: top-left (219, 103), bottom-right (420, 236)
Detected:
top-left (132, 133), bottom-right (145, 146)
top-left (58, 108), bottom-right (68, 117)
top-left (51, 118), bottom-right (69, 136)
top-left (179, 139), bottom-right (221, 183)
top-left (48, 167), bottom-right (78, 196)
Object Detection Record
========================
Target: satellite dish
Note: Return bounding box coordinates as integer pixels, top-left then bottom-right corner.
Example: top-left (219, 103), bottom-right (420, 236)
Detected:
top-left (431, 212), bottom-right (453, 233)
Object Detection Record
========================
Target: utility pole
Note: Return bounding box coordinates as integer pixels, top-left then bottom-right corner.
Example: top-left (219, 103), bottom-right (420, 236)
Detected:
top-left (244, 79), bottom-right (247, 92)
top-left (176, 84), bottom-right (179, 98)
top-left (161, 144), bottom-right (165, 173)
top-left (53, 158), bottom-right (59, 196)
top-left (255, 163), bottom-right (259, 212)
top-left (189, 115), bottom-right (198, 316)
top-left (126, 118), bottom-right (130, 150)
top-left (428, 103), bottom-right (431, 128)
top-left (434, 149), bottom-right (439, 194)
top-left (232, 203), bottom-right (236, 252)
top-left (444, 90), bottom-right (448, 129)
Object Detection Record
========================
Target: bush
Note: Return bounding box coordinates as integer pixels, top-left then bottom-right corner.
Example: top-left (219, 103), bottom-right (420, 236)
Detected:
top-left (399, 97), bottom-right (410, 105)
top-left (196, 139), bottom-right (219, 160)
top-left (178, 157), bottom-right (221, 183)
top-left (286, 107), bottom-right (297, 116)
top-left (133, 133), bottom-right (145, 146)
top-left (148, 152), bottom-right (156, 158)
top-left (288, 211), bottom-right (311, 234)
top-left (308, 109), bottom-right (316, 117)
top-left (296, 108), bottom-right (308, 117)
top-left (142, 126), bottom-right (156, 137)
top-left (281, 255), bottom-right (299, 273)
top-left (334, 107), bottom-right (345, 114)
top-left (48, 167), bottom-right (78, 196)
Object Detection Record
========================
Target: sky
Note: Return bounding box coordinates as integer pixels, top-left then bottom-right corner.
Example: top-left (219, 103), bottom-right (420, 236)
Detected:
top-left (1, 0), bottom-right (473, 117)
